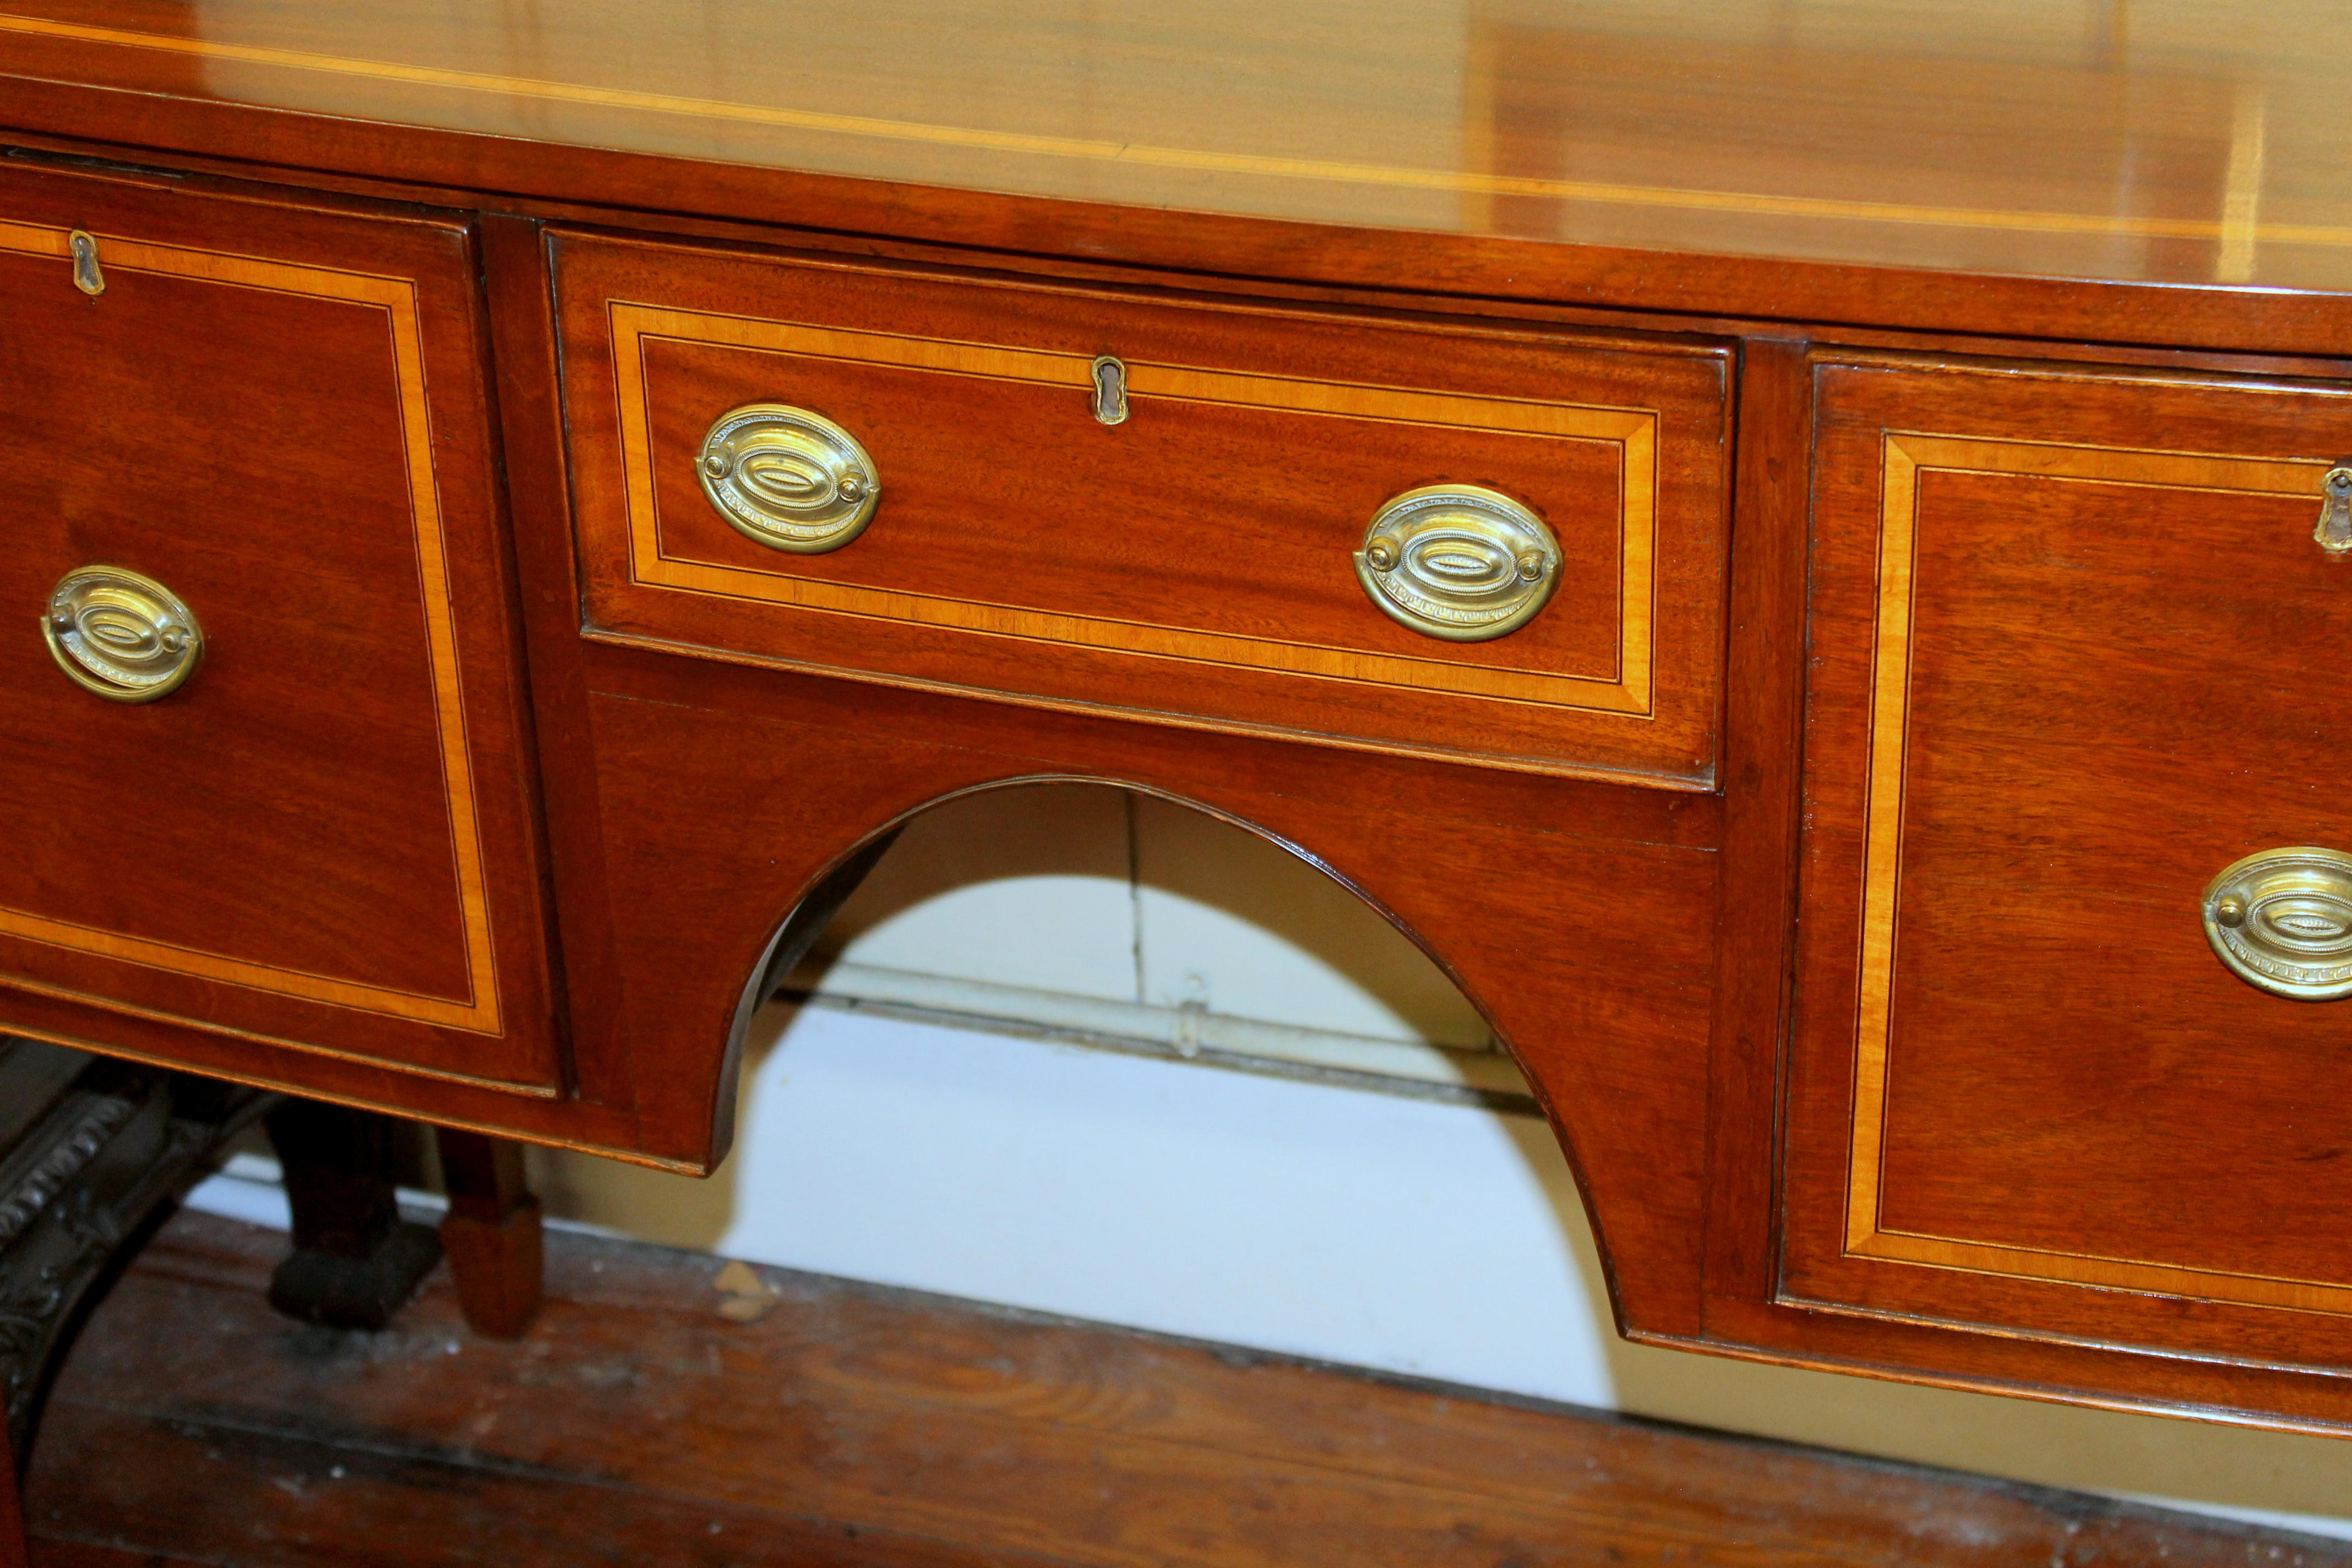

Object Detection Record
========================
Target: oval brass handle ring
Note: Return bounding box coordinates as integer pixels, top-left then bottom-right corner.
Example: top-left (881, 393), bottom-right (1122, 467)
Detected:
top-left (697, 402), bottom-right (880, 554)
top-left (2202, 846), bottom-right (2352, 1000)
top-left (1354, 484), bottom-right (1561, 643)
top-left (43, 565), bottom-right (204, 704)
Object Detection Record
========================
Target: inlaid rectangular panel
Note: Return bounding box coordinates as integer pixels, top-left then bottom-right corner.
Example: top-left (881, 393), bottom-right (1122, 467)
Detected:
top-left (0, 162), bottom-right (558, 1092)
top-left (1782, 353), bottom-right (2352, 1368)
top-left (553, 231), bottom-right (1729, 785)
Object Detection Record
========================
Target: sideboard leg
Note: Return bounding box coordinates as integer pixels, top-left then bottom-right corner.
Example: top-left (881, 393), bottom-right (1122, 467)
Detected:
top-left (262, 1101), bottom-right (441, 1331)
top-left (434, 1129), bottom-right (543, 1340)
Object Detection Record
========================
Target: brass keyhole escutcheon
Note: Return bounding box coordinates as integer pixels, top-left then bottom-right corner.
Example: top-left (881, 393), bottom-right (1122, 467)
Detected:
top-left (68, 229), bottom-right (105, 297)
top-left (43, 565), bottom-right (203, 703)
top-left (2317, 464), bottom-right (2352, 554)
top-left (696, 404), bottom-right (881, 554)
top-left (1354, 484), bottom-right (1561, 642)
top-left (1091, 356), bottom-right (1129, 426)
top-left (2201, 847), bottom-right (2352, 1000)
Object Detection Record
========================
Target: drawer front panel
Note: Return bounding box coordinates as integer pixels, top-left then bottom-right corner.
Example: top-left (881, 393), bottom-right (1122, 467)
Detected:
top-left (0, 164), bottom-right (557, 1091)
top-left (554, 232), bottom-right (1729, 785)
top-left (1784, 355), bottom-right (2352, 1363)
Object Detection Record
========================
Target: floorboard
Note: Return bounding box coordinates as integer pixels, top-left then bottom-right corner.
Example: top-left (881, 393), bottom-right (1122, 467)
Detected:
top-left (21, 1210), bottom-right (2350, 1567)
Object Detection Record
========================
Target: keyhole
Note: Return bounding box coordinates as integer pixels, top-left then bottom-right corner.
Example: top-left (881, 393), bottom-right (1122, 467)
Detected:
top-left (69, 230), bottom-right (105, 297)
top-left (1091, 355), bottom-right (1129, 427)
top-left (2318, 462), bottom-right (2352, 554)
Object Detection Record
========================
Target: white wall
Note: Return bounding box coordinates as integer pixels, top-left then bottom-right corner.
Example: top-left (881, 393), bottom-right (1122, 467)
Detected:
top-left (782, 785), bottom-right (1501, 1089)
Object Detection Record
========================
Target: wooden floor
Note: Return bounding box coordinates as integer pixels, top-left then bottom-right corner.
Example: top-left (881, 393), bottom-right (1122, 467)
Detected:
top-left (19, 1210), bottom-right (2350, 1568)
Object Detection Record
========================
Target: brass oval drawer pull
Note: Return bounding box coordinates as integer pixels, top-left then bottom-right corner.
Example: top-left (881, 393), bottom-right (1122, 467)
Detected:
top-left (43, 565), bottom-right (204, 703)
top-left (696, 403), bottom-right (880, 554)
top-left (1354, 484), bottom-right (1561, 642)
top-left (2202, 847), bottom-right (2352, 1000)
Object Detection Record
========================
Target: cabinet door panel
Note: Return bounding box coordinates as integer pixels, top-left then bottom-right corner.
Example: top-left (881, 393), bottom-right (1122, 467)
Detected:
top-left (1785, 355), bottom-right (2352, 1369)
top-left (0, 162), bottom-right (558, 1092)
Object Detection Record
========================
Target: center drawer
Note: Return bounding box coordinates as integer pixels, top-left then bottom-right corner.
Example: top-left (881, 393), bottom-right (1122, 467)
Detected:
top-left (551, 232), bottom-right (1729, 785)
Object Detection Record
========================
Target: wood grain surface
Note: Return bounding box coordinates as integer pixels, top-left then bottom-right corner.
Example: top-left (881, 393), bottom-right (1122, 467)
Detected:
top-left (1700, 336), bottom-right (1814, 1313)
top-left (26, 1207), bottom-right (2352, 1568)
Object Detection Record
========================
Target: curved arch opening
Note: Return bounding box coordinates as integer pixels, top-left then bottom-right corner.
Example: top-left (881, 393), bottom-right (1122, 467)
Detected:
top-left (533, 777), bottom-right (1631, 1406)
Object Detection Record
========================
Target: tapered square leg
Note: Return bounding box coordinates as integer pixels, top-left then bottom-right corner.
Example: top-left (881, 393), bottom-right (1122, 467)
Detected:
top-left (263, 1101), bottom-right (440, 1332)
top-left (435, 1128), bottom-right (543, 1338)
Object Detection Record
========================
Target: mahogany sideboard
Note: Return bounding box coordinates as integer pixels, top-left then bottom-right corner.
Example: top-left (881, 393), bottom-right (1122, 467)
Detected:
top-left (4, 0), bottom-right (2352, 1461)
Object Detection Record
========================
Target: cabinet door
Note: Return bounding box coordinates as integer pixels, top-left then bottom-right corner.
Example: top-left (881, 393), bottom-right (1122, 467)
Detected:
top-left (0, 162), bottom-right (558, 1092)
top-left (1784, 354), bottom-right (2352, 1373)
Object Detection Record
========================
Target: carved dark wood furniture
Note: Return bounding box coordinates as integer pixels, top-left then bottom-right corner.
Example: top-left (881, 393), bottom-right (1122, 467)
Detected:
top-left (6, 9), bottom-right (2352, 1545)
top-left (0, 1045), bottom-right (531, 1564)
top-left (258, 1099), bottom-right (442, 1333)
top-left (0, 1039), bottom-right (265, 1506)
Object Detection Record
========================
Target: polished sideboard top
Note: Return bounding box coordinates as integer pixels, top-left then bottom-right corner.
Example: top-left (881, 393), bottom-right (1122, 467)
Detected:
top-left (7, 1), bottom-right (2352, 1439)
top-left (8, 1), bottom-right (2352, 344)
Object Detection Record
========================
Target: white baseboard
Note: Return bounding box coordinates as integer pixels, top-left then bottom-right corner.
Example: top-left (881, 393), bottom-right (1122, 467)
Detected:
top-left (785, 960), bottom-right (1531, 1103)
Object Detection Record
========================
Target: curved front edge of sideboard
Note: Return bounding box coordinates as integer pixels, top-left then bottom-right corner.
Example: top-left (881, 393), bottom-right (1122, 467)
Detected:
top-left (562, 640), bottom-right (1727, 1342)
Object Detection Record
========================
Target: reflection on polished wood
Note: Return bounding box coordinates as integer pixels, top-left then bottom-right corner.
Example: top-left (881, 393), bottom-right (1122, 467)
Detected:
top-left (5, 1), bottom-right (2352, 291)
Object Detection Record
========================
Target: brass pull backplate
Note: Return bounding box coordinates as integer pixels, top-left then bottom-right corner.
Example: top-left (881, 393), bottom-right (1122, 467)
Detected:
top-left (44, 565), bottom-right (203, 703)
top-left (696, 402), bottom-right (880, 554)
top-left (2201, 846), bottom-right (2352, 1000)
top-left (1354, 484), bottom-right (1561, 642)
